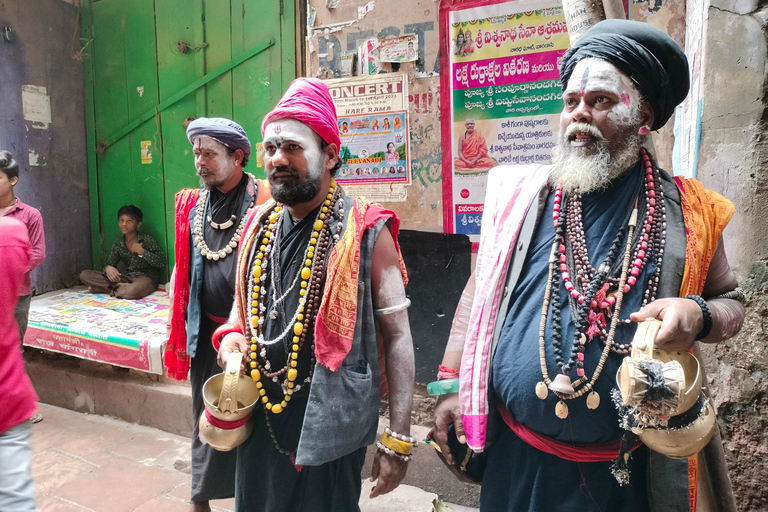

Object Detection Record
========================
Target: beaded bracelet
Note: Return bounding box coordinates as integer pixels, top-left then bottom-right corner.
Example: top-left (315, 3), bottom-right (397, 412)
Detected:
top-left (211, 323), bottom-right (243, 352)
top-left (706, 287), bottom-right (745, 303)
top-left (685, 295), bottom-right (712, 340)
top-left (376, 441), bottom-right (413, 461)
top-left (384, 427), bottom-right (416, 444)
top-left (380, 431), bottom-right (413, 455)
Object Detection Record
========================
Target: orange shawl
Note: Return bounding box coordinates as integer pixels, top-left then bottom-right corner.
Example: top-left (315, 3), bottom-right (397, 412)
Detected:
top-left (236, 197), bottom-right (408, 374)
top-left (675, 176), bottom-right (735, 512)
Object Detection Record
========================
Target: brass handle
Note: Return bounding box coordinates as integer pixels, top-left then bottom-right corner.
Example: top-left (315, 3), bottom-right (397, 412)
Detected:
top-left (218, 351), bottom-right (243, 415)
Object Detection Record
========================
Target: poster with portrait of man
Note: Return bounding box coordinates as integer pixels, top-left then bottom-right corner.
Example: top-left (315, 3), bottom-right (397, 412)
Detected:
top-left (440, 0), bottom-right (569, 236)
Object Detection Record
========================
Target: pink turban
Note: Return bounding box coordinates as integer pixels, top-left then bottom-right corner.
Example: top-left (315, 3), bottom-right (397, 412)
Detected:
top-left (261, 78), bottom-right (341, 149)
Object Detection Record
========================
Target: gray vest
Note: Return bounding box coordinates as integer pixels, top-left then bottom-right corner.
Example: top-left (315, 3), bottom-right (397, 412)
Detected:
top-left (295, 196), bottom-right (386, 466)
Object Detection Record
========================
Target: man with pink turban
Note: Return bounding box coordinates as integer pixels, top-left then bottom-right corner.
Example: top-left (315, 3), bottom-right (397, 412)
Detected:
top-left (213, 78), bottom-right (416, 511)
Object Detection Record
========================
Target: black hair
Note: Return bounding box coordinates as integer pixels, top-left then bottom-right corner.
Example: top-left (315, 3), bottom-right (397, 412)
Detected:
top-left (117, 205), bottom-right (143, 223)
top-left (0, 150), bottom-right (20, 180)
top-left (225, 146), bottom-right (249, 168)
top-left (320, 139), bottom-right (343, 177)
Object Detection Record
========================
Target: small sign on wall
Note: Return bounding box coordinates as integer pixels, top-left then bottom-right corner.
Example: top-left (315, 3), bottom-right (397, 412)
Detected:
top-left (140, 141), bottom-right (152, 164)
top-left (21, 85), bottom-right (52, 130)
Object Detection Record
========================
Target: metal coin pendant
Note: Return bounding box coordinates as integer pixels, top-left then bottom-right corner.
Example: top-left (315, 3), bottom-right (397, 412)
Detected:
top-left (555, 400), bottom-right (569, 419)
top-left (535, 381), bottom-right (548, 400)
top-left (586, 391), bottom-right (600, 410)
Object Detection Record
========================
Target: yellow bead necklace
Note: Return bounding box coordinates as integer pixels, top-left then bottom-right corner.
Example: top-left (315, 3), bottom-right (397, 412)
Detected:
top-left (246, 180), bottom-right (338, 415)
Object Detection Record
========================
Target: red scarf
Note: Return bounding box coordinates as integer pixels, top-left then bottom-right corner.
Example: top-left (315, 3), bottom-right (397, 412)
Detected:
top-left (164, 189), bottom-right (200, 381)
top-left (165, 181), bottom-right (271, 381)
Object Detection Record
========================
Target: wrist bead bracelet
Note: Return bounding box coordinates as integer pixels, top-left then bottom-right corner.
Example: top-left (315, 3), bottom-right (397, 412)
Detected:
top-left (685, 294), bottom-right (712, 340)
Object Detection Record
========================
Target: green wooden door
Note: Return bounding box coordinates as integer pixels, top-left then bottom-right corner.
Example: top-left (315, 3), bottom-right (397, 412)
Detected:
top-left (82, 0), bottom-right (295, 278)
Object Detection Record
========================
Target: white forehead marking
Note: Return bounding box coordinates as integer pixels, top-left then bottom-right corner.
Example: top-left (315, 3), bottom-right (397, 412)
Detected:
top-left (263, 119), bottom-right (319, 147)
top-left (263, 118), bottom-right (325, 179)
top-left (565, 58), bottom-right (641, 127)
top-left (192, 136), bottom-right (226, 151)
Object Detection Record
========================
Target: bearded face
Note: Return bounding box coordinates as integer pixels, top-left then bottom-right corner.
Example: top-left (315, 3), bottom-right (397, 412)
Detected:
top-left (550, 58), bottom-right (651, 193)
top-left (263, 119), bottom-right (327, 206)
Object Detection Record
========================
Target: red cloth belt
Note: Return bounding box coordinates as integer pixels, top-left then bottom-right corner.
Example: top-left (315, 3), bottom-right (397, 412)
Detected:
top-left (203, 311), bottom-right (230, 324)
top-left (496, 402), bottom-right (640, 462)
top-left (203, 409), bottom-right (250, 430)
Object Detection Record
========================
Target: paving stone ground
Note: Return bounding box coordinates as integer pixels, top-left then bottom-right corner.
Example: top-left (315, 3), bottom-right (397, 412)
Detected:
top-left (30, 404), bottom-right (477, 512)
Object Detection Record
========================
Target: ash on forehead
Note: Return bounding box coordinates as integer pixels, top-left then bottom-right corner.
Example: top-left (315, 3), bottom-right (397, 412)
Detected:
top-left (264, 118), bottom-right (323, 147)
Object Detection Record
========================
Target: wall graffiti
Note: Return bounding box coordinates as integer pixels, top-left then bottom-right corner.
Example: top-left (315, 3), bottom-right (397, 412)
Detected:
top-left (411, 153), bottom-right (442, 188)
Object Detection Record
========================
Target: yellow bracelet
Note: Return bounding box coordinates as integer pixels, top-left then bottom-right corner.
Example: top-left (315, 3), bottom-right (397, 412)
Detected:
top-left (380, 431), bottom-right (413, 455)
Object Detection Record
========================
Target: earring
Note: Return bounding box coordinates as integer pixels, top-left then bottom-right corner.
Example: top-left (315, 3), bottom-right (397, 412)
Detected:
top-left (639, 126), bottom-right (650, 135)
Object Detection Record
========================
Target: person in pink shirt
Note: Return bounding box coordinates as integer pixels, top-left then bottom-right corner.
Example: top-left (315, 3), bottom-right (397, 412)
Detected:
top-left (0, 151), bottom-right (46, 342)
top-left (0, 150), bottom-right (46, 425)
top-left (0, 216), bottom-right (39, 510)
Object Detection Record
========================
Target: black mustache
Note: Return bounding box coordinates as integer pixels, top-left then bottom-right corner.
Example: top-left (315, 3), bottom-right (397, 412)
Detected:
top-left (270, 166), bottom-right (300, 178)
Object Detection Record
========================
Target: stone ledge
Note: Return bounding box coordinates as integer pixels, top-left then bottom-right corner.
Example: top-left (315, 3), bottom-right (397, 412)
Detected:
top-left (26, 354), bottom-right (193, 437)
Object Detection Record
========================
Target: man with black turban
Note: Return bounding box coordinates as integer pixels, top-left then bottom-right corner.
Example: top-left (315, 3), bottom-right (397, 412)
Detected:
top-left (433, 20), bottom-right (744, 511)
top-left (164, 117), bottom-right (271, 512)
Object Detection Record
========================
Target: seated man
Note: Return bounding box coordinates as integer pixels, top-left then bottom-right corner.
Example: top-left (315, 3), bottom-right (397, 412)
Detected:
top-left (454, 118), bottom-right (497, 171)
top-left (80, 205), bottom-right (164, 300)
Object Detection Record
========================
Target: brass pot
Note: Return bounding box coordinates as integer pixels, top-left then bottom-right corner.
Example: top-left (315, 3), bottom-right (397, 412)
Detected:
top-left (616, 319), bottom-right (714, 458)
top-left (637, 401), bottom-right (716, 459)
top-left (199, 351), bottom-right (260, 452)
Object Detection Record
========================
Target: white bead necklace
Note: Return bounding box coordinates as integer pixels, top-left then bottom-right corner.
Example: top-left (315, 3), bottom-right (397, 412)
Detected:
top-left (192, 188), bottom-right (250, 260)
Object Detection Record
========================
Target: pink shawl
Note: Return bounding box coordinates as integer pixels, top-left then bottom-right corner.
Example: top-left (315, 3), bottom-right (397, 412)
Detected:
top-left (459, 164), bottom-right (550, 451)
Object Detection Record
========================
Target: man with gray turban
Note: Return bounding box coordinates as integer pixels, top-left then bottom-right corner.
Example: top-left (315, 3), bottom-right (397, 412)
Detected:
top-left (433, 20), bottom-right (744, 511)
top-left (164, 117), bottom-right (270, 512)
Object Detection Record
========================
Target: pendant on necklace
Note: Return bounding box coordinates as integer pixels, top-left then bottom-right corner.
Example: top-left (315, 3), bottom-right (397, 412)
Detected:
top-left (269, 310), bottom-right (278, 320)
top-left (555, 400), bottom-right (569, 419)
top-left (535, 381), bottom-right (549, 400)
top-left (586, 391), bottom-right (600, 410)
top-left (549, 373), bottom-right (575, 395)
top-left (207, 214), bottom-right (236, 230)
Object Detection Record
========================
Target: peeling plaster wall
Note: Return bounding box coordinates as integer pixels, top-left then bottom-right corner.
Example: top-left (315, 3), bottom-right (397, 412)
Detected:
top-left (631, 0), bottom-right (687, 171)
top-left (308, 0), bottom-right (443, 231)
top-left (307, 0), bottom-right (466, 384)
top-left (0, 0), bottom-right (90, 292)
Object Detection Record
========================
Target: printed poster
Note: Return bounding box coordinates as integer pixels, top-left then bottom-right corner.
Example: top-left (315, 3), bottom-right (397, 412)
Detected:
top-left (326, 73), bottom-right (411, 201)
top-left (379, 35), bottom-right (419, 63)
top-left (440, 0), bottom-right (569, 235)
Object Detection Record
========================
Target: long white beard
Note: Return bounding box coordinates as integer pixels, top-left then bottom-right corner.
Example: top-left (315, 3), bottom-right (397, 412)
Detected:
top-left (550, 122), bottom-right (644, 194)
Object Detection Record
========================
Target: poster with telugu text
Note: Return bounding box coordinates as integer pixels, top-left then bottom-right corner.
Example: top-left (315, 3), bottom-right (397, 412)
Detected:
top-left (326, 73), bottom-right (411, 201)
top-left (440, 0), bottom-right (569, 235)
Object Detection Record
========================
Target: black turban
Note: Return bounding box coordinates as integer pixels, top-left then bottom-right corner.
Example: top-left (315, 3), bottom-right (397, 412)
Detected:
top-left (186, 117), bottom-right (251, 160)
top-left (560, 20), bottom-right (689, 131)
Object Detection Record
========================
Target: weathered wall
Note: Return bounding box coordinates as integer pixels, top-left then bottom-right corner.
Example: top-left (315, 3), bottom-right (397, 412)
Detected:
top-left (691, 0), bottom-right (768, 509)
top-left (309, 0), bottom-right (443, 231)
top-left (0, 0), bottom-right (90, 292)
top-left (308, 0), bottom-right (467, 384)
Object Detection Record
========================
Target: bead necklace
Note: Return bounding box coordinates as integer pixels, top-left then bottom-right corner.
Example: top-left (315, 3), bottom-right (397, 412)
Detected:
top-left (537, 202), bottom-right (638, 418)
top-left (193, 188), bottom-right (250, 260)
top-left (245, 181), bottom-right (343, 416)
top-left (563, 149), bottom-right (667, 355)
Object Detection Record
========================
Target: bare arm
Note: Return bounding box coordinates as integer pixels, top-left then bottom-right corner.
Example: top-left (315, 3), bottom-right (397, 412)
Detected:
top-left (369, 226), bottom-right (414, 498)
top-left (432, 274), bottom-right (473, 464)
top-left (630, 237), bottom-right (745, 349)
top-left (700, 237), bottom-right (744, 342)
